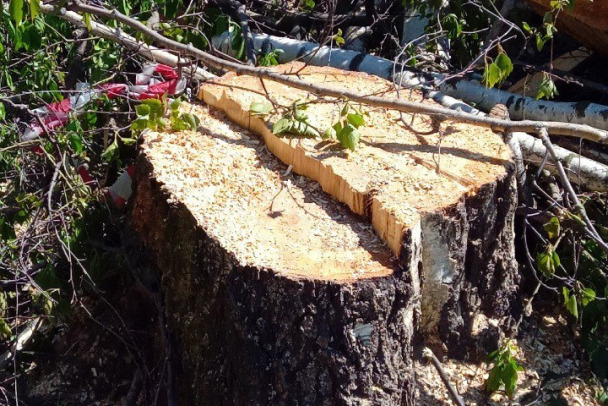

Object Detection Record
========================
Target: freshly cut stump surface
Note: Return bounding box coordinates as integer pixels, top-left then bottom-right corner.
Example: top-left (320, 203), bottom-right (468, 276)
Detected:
top-left (199, 63), bottom-right (520, 336)
top-left (131, 63), bottom-right (521, 405)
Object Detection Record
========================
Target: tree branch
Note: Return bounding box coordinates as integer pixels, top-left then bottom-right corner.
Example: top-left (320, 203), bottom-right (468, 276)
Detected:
top-left (214, 0), bottom-right (257, 65)
top-left (45, 2), bottom-right (608, 145)
top-left (537, 127), bottom-right (608, 254)
top-left (39, 3), bottom-right (215, 81)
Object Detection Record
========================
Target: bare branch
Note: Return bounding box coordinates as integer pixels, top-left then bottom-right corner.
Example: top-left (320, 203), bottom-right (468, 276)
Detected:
top-left (39, 3), bottom-right (215, 81)
top-left (537, 127), bottom-right (608, 254)
top-left (42, 2), bottom-right (608, 144)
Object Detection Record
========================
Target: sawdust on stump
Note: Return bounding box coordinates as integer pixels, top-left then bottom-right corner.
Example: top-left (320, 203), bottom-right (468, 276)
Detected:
top-left (131, 63), bottom-right (521, 405)
top-left (198, 62), bottom-right (520, 343)
top-left (200, 63), bottom-right (513, 257)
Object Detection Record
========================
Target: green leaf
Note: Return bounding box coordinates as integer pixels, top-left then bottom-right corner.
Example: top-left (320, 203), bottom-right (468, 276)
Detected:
top-left (272, 118), bottom-right (292, 134)
top-left (142, 98), bottom-right (164, 119)
top-left (249, 100), bottom-right (272, 115)
top-left (339, 124), bottom-right (360, 151)
top-left (0, 293), bottom-right (7, 319)
top-left (536, 248), bottom-right (560, 277)
top-left (135, 103), bottom-right (150, 117)
top-left (181, 113), bottom-right (199, 130)
top-left (536, 34), bottom-right (548, 52)
top-left (83, 12), bottom-right (92, 31)
top-left (347, 113), bottom-right (365, 128)
top-left (300, 0), bottom-right (315, 11)
top-left (121, 136), bottom-right (137, 146)
top-left (333, 28), bottom-right (345, 46)
top-left (9, 0), bottom-right (24, 26)
top-left (29, 0), bottom-right (39, 20)
top-left (170, 99), bottom-right (181, 112)
top-left (543, 216), bottom-right (560, 240)
top-left (171, 116), bottom-right (187, 131)
top-left (522, 21), bottom-right (532, 34)
top-left (486, 367), bottom-right (502, 392)
top-left (0, 318), bottom-right (11, 340)
top-left (536, 73), bottom-right (559, 100)
top-left (486, 349), bottom-right (500, 363)
top-left (333, 121), bottom-right (343, 134)
top-left (341, 104), bottom-right (349, 117)
top-left (68, 133), bottom-right (83, 155)
top-left (21, 24), bottom-right (41, 51)
top-left (483, 63), bottom-right (501, 88)
top-left (495, 53), bottom-right (513, 78)
top-left (323, 127), bottom-right (336, 139)
top-left (581, 288), bottom-right (596, 307)
top-left (565, 291), bottom-right (578, 318)
top-left (503, 360), bottom-right (520, 398)
top-left (101, 140), bottom-right (119, 162)
top-left (131, 118), bottom-right (148, 131)
top-left (291, 119), bottom-right (320, 138)
top-left (0, 102), bottom-right (5, 121)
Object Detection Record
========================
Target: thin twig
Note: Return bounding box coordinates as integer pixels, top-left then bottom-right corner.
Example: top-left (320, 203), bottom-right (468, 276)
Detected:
top-left (423, 347), bottom-right (466, 406)
top-left (537, 127), bottom-right (608, 254)
top-left (47, 2), bottom-right (608, 144)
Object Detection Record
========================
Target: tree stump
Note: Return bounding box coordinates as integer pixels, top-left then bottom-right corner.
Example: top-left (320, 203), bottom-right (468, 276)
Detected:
top-left (130, 63), bottom-right (520, 405)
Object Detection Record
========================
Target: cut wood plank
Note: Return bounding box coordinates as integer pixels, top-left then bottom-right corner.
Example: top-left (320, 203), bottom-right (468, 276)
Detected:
top-left (508, 47), bottom-right (591, 96)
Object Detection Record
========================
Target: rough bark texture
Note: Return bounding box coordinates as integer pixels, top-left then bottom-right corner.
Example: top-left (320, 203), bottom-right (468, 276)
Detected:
top-left (412, 169), bottom-right (519, 358)
top-left (129, 61), bottom-right (522, 403)
top-left (132, 156), bottom-right (418, 406)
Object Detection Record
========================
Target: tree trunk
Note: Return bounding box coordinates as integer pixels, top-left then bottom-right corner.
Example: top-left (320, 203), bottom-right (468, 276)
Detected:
top-left (130, 63), bottom-right (521, 405)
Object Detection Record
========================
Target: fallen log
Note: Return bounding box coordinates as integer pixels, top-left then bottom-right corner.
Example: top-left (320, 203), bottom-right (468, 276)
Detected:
top-left (212, 32), bottom-right (608, 132)
top-left (131, 63), bottom-right (521, 405)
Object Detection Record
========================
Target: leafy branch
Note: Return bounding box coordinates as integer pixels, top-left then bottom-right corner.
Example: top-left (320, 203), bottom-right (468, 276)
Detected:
top-left (250, 99), bottom-right (367, 151)
top-left (44, 1), bottom-right (608, 144)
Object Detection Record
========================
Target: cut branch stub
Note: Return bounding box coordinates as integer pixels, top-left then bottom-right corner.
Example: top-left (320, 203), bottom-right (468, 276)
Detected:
top-left (131, 63), bottom-right (521, 405)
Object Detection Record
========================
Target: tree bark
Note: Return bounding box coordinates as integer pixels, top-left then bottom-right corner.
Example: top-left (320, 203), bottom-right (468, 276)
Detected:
top-left (131, 138), bottom-right (418, 406)
top-left (130, 64), bottom-right (522, 404)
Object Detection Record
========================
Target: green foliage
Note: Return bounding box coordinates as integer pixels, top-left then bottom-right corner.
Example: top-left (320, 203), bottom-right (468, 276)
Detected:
top-left (228, 21), bottom-right (246, 61)
top-left (536, 245), bottom-right (560, 276)
top-left (536, 73), bottom-right (559, 100)
top-left (249, 100), bottom-right (273, 115)
top-left (299, 0), bottom-right (316, 12)
top-left (328, 103), bottom-right (367, 151)
top-left (257, 49), bottom-right (284, 67)
top-left (271, 101), bottom-right (321, 138)
top-left (131, 98), bottom-right (168, 131)
top-left (402, 0), bottom-right (492, 68)
top-left (483, 50), bottom-right (513, 88)
top-left (333, 28), bottom-right (345, 46)
top-left (533, 194), bottom-right (608, 380)
top-left (9, 0), bottom-right (24, 26)
top-left (131, 98), bottom-right (199, 133)
top-left (486, 342), bottom-right (524, 399)
top-left (267, 100), bottom-right (367, 151)
top-left (169, 99), bottom-right (200, 131)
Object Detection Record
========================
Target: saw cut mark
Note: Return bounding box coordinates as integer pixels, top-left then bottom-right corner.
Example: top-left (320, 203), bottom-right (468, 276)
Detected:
top-left (199, 62), bottom-right (512, 257)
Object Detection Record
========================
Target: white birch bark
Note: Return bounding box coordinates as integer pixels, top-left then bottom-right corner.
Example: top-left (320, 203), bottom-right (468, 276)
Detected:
top-left (213, 32), bottom-right (608, 131)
